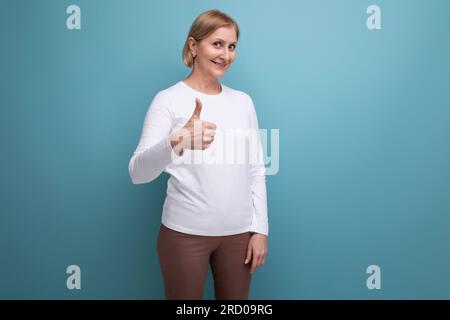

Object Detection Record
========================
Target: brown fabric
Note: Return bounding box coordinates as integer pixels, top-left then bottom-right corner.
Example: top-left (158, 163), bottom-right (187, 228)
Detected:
top-left (156, 223), bottom-right (252, 299)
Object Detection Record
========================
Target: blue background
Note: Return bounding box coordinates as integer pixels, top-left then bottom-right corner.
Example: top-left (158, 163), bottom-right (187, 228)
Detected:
top-left (1, 0), bottom-right (449, 299)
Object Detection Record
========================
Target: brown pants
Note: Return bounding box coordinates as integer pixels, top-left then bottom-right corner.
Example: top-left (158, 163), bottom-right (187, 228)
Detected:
top-left (156, 223), bottom-right (252, 300)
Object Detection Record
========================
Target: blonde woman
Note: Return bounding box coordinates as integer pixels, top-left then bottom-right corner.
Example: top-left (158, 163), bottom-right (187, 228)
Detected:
top-left (129, 9), bottom-right (268, 300)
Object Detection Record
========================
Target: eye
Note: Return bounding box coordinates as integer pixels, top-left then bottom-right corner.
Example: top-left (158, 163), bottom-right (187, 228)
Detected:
top-left (229, 44), bottom-right (236, 50)
top-left (213, 42), bottom-right (221, 47)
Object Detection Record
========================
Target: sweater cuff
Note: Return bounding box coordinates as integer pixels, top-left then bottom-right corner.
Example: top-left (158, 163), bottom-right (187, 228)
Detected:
top-left (249, 210), bottom-right (269, 236)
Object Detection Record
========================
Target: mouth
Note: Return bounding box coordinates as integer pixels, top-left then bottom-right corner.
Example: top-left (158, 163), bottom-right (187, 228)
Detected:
top-left (211, 60), bottom-right (227, 69)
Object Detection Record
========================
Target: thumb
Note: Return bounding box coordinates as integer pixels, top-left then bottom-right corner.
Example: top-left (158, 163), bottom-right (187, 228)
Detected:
top-left (244, 244), bottom-right (252, 264)
top-left (191, 98), bottom-right (202, 119)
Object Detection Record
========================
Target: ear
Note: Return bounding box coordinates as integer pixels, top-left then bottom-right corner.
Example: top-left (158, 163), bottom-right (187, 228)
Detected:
top-left (188, 37), bottom-right (197, 56)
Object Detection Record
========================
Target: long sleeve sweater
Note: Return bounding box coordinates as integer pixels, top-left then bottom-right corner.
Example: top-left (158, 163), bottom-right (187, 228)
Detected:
top-left (128, 80), bottom-right (268, 236)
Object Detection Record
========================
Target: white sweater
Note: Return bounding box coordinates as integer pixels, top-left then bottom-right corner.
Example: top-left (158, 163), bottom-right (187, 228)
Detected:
top-left (128, 81), bottom-right (268, 236)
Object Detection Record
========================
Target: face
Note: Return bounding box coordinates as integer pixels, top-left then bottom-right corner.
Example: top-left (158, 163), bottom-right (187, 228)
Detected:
top-left (189, 25), bottom-right (238, 79)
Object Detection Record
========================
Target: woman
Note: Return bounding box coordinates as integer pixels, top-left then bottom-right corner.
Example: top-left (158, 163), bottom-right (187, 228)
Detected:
top-left (128, 9), bottom-right (268, 300)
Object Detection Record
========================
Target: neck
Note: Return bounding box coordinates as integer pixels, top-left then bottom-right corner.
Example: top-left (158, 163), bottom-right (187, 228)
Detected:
top-left (183, 67), bottom-right (221, 94)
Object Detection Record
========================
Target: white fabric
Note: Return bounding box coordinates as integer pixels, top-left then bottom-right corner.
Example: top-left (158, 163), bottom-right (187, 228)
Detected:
top-left (128, 81), bottom-right (268, 236)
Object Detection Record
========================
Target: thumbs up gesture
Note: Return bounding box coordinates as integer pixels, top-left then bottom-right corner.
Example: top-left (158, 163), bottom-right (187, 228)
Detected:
top-left (170, 98), bottom-right (217, 156)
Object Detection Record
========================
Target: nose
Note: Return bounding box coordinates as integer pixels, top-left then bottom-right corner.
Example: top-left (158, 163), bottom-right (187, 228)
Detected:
top-left (220, 48), bottom-right (230, 62)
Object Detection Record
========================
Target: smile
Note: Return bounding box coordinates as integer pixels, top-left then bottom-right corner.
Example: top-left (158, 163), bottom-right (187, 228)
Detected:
top-left (211, 60), bottom-right (227, 68)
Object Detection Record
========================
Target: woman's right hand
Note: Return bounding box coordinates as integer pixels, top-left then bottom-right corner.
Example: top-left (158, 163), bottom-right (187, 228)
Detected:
top-left (170, 98), bottom-right (217, 156)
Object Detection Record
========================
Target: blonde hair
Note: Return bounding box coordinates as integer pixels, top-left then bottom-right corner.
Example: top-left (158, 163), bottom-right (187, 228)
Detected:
top-left (182, 10), bottom-right (240, 68)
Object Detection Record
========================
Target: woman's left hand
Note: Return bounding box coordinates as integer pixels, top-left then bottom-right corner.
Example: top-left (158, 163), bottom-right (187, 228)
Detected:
top-left (245, 233), bottom-right (268, 273)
